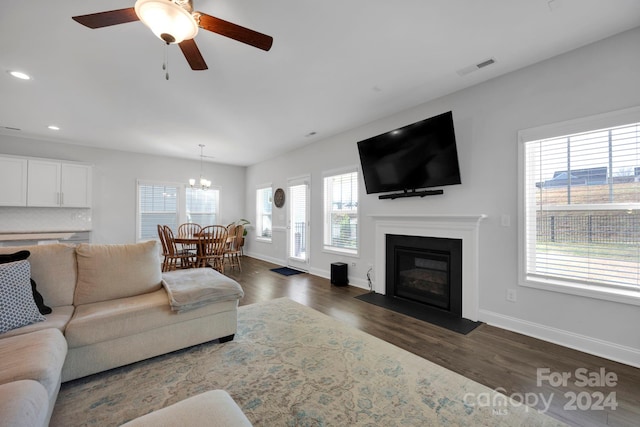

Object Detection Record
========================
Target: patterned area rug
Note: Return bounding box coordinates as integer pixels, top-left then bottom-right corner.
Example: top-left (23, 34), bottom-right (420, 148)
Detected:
top-left (51, 298), bottom-right (564, 426)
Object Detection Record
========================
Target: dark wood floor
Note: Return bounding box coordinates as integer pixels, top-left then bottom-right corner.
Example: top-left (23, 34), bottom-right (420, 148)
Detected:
top-left (225, 257), bottom-right (640, 427)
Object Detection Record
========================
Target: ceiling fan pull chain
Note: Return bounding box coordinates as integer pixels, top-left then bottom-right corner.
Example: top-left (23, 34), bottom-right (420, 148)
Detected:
top-left (163, 42), bottom-right (169, 80)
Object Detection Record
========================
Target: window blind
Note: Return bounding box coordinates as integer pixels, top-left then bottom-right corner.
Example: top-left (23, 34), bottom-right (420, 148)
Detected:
top-left (138, 184), bottom-right (179, 240)
top-left (186, 187), bottom-right (219, 226)
top-left (323, 171), bottom-right (358, 253)
top-left (288, 183), bottom-right (308, 260)
top-left (524, 123), bottom-right (640, 290)
top-left (256, 187), bottom-right (272, 239)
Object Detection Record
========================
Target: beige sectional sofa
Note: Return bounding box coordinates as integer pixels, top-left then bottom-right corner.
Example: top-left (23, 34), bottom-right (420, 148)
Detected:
top-left (0, 241), bottom-right (244, 427)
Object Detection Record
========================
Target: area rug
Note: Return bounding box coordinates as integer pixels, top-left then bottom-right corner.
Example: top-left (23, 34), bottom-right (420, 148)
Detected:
top-left (51, 298), bottom-right (564, 426)
top-left (270, 266), bottom-right (305, 276)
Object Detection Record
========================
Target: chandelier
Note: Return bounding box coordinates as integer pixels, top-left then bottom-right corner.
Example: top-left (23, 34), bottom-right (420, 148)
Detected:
top-left (189, 144), bottom-right (211, 190)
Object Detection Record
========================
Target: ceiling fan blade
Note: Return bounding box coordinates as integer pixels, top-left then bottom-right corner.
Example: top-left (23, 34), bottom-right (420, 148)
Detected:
top-left (179, 39), bottom-right (208, 70)
top-left (197, 13), bottom-right (273, 51)
top-left (72, 8), bottom-right (139, 29)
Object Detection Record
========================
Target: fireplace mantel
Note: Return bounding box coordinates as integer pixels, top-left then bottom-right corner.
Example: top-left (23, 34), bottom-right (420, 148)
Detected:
top-left (369, 213), bottom-right (487, 321)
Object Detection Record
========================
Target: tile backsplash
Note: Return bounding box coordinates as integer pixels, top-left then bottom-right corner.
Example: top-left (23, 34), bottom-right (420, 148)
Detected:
top-left (0, 207), bottom-right (92, 232)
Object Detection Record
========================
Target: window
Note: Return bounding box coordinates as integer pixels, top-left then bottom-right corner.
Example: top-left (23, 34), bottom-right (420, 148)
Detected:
top-left (519, 107), bottom-right (640, 304)
top-left (137, 181), bottom-right (220, 241)
top-left (186, 187), bottom-right (219, 226)
top-left (256, 186), bottom-right (273, 240)
top-left (138, 182), bottom-right (179, 241)
top-left (324, 169), bottom-right (358, 254)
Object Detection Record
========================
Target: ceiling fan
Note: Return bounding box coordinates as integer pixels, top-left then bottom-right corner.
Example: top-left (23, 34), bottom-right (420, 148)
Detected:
top-left (72, 0), bottom-right (273, 71)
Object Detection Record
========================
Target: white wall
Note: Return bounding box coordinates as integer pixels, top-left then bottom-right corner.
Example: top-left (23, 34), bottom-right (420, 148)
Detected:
top-left (0, 136), bottom-right (246, 244)
top-left (244, 27), bottom-right (640, 367)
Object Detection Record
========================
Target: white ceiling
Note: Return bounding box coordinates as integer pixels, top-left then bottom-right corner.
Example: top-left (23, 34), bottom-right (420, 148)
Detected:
top-left (1, 0), bottom-right (639, 166)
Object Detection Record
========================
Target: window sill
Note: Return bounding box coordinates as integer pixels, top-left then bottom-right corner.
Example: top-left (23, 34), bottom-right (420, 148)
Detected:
top-left (521, 275), bottom-right (640, 306)
top-left (323, 247), bottom-right (358, 257)
top-left (255, 237), bottom-right (272, 244)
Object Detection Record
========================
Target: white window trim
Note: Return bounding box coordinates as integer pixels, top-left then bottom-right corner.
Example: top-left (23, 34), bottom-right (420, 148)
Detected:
top-left (322, 166), bottom-right (360, 256)
top-left (517, 106), bottom-right (640, 306)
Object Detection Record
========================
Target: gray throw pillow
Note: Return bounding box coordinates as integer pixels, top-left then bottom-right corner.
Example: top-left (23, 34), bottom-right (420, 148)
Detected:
top-left (0, 250), bottom-right (52, 314)
top-left (0, 260), bottom-right (46, 334)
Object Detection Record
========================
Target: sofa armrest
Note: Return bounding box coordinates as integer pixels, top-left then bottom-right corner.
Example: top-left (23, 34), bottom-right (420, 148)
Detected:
top-left (0, 380), bottom-right (49, 427)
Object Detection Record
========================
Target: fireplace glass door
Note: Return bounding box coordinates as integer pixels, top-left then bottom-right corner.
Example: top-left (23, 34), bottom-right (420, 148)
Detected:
top-left (394, 248), bottom-right (451, 310)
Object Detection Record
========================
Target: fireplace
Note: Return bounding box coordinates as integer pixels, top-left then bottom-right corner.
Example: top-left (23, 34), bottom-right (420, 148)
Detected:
top-left (386, 234), bottom-right (462, 317)
top-left (356, 214), bottom-right (486, 334)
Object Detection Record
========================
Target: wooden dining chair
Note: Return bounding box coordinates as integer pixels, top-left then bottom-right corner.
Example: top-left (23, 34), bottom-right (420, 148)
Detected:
top-left (157, 224), bottom-right (170, 272)
top-left (196, 225), bottom-right (228, 272)
top-left (177, 223), bottom-right (202, 254)
top-left (163, 225), bottom-right (196, 271)
top-left (225, 224), bottom-right (244, 271)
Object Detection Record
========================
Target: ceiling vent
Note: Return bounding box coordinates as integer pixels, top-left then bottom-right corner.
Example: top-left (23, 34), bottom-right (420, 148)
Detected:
top-left (457, 57), bottom-right (497, 76)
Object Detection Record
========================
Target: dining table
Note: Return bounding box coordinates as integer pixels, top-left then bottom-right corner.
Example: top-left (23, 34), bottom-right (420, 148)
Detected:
top-left (173, 234), bottom-right (233, 264)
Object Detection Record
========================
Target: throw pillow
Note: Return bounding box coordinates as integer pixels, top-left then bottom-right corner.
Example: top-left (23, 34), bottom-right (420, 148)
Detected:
top-left (0, 250), bottom-right (30, 263)
top-left (0, 251), bottom-right (52, 315)
top-left (31, 279), bottom-right (52, 315)
top-left (0, 260), bottom-right (46, 334)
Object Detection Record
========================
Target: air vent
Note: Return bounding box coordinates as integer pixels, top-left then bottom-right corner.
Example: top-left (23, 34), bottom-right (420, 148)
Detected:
top-left (476, 58), bottom-right (495, 68)
top-left (457, 57), bottom-right (497, 76)
top-left (2, 126), bottom-right (21, 131)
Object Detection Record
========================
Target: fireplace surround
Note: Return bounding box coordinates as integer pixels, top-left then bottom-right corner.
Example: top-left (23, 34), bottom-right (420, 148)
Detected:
top-left (370, 214), bottom-right (486, 322)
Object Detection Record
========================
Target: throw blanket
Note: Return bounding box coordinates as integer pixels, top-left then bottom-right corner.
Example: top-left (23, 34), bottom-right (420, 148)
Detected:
top-left (161, 268), bottom-right (244, 313)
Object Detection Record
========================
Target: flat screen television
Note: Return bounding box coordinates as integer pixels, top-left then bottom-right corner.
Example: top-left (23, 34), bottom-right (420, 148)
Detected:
top-left (357, 111), bottom-right (461, 197)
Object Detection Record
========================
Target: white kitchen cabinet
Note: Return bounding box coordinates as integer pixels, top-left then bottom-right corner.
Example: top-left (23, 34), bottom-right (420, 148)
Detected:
top-left (27, 160), bottom-right (61, 207)
top-left (27, 159), bottom-right (92, 208)
top-left (60, 163), bottom-right (92, 207)
top-left (0, 156), bottom-right (28, 206)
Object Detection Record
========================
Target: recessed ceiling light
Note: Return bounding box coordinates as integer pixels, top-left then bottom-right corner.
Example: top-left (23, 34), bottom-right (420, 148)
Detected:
top-left (48, 125), bottom-right (60, 131)
top-left (8, 70), bottom-right (31, 80)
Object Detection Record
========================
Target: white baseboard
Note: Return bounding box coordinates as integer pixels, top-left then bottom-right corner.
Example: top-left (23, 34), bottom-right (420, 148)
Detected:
top-left (479, 309), bottom-right (640, 368)
top-left (243, 251), bottom-right (285, 267)
top-left (244, 253), bottom-right (371, 290)
top-left (307, 266), bottom-right (370, 289)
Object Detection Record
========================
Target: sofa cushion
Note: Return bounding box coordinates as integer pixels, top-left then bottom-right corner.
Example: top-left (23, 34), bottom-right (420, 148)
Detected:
top-left (0, 260), bottom-right (46, 334)
top-left (0, 328), bottom-right (67, 399)
top-left (0, 380), bottom-right (49, 427)
top-left (0, 244), bottom-right (77, 307)
top-left (0, 306), bottom-right (74, 339)
top-left (65, 289), bottom-right (238, 348)
top-left (74, 241), bottom-right (162, 305)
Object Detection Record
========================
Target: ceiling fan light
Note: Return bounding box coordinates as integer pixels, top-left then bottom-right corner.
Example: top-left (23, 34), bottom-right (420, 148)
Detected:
top-left (134, 0), bottom-right (198, 44)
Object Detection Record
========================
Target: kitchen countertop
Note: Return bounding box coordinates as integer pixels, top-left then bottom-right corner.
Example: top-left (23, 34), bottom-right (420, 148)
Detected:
top-left (0, 231), bottom-right (91, 241)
